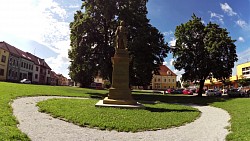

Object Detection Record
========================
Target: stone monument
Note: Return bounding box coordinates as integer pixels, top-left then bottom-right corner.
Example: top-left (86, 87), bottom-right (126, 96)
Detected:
top-left (96, 21), bottom-right (144, 108)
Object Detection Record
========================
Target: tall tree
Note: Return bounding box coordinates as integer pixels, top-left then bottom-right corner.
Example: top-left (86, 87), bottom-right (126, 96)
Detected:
top-left (173, 14), bottom-right (237, 96)
top-left (68, 0), bottom-right (168, 87)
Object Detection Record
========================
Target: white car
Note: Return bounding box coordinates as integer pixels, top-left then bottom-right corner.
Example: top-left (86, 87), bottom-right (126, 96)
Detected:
top-left (20, 79), bottom-right (31, 84)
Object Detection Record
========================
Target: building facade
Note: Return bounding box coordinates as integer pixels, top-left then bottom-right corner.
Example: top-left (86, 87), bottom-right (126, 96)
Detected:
top-left (0, 43), bottom-right (10, 81)
top-left (237, 62), bottom-right (250, 79)
top-left (0, 41), bottom-right (54, 85)
top-left (151, 65), bottom-right (177, 90)
top-left (203, 62), bottom-right (250, 89)
top-left (15, 49), bottom-right (34, 81)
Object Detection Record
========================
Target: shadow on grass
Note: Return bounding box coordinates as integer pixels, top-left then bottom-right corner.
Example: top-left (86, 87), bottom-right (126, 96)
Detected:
top-left (87, 93), bottom-right (108, 99)
top-left (86, 91), bottom-right (235, 106)
top-left (145, 107), bottom-right (197, 113)
top-left (132, 94), bottom-right (231, 106)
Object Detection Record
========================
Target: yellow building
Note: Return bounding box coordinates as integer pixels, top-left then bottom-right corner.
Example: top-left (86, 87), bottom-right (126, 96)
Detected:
top-left (0, 45), bottom-right (10, 81)
top-left (237, 61), bottom-right (250, 79)
top-left (204, 76), bottom-right (238, 89)
top-left (151, 65), bottom-right (177, 90)
top-left (204, 62), bottom-right (250, 89)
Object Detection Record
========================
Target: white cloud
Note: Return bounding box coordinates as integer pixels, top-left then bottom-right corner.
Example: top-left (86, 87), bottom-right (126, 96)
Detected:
top-left (0, 0), bottom-right (73, 78)
top-left (209, 12), bottom-right (224, 24)
top-left (163, 30), bottom-right (173, 37)
top-left (220, 3), bottom-right (237, 16)
top-left (169, 59), bottom-right (174, 66)
top-left (237, 48), bottom-right (250, 64)
top-left (163, 61), bottom-right (168, 66)
top-left (238, 37), bottom-right (245, 42)
top-left (236, 19), bottom-right (248, 28)
top-left (173, 69), bottom-right (184, 82)
top-left (169, 37), bottom-right (176, 47)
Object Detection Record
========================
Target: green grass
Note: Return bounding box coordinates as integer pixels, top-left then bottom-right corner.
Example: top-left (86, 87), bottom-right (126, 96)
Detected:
top-left (212, 98), bottom-right (250, 141)
top-left (0, 82), bottom-right (107, 141)
top-left (37, 98), bottom-right (200, 132)
top-left (1, 81), bottom-right (250, 140)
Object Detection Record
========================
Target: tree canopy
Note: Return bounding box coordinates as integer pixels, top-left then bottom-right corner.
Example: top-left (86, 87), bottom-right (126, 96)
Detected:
top-left (68, 0), bottom-right (168, 87)
top-left (173, 14), bottom-right (238, 96)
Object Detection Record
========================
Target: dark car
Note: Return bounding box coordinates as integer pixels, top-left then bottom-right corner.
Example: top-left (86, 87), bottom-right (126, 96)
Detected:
top-left (171, 89), bottom-right (184, 94)
top-left (227, 89), bottom-right (245, 97)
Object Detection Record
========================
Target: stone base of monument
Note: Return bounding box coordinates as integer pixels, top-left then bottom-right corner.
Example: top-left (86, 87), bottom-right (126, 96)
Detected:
top-left (95, 49), bottom-right (144, 109)
top-left (95, 98), bottom-right (145, 109)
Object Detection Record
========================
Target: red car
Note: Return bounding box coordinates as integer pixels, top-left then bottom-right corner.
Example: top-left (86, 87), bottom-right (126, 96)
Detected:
top-left (183, 89), bottom-right (193, 95)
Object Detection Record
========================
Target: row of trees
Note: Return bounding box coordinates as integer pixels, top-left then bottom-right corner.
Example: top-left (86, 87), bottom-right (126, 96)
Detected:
top-left (68, 1), bottom-right (238, 96)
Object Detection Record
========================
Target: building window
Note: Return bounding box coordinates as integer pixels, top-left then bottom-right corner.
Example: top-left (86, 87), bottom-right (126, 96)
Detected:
top-left (21, 62), bottom-right (23, 67)
top-left (17, 61), bottom-right (19, 66)
top-left (0, 69), bottom-right (4, 76)
top-left (169, 79), bottom-right (170, 82)
top-left (158, 78), bottom-right (160, 82)
top-left (35, 74), bottom-right (38, 79)
top-left (154, 78), bottom-right (156, 82)
top-left (173, 79), bottom-right (175, 82)
top-left (164, 79), bottom-right (166, 82)
top-left (1, 55), bottom-right (6, 63)
top-left (48, 70), bottom-right (50, 74)
top-left (36, 67), bottom-right (38, 71)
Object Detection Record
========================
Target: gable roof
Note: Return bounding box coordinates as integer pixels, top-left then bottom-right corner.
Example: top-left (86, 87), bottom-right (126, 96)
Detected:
top-left (158, 65), bottom-right (177, 76)
top-left (14, 47), bottom-right (32, 61)
top-left (0, 41), bottom-right (9, 51)
top-left (1, 41), bottom-right (20, 56)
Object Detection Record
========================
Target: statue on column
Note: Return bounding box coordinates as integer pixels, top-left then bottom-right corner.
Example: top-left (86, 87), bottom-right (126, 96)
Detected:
top-left (115, 21), bottom-right (127, 50)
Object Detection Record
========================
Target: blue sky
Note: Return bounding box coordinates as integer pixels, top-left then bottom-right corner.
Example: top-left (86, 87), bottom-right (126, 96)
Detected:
top-left (0, 0), bottom-right (249, 80)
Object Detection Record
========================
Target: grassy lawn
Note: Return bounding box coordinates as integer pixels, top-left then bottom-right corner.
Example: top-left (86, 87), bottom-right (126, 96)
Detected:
top-left (0, 82), bottom-right (107, 141)
top-left (37, 98), bottom-right (200, 132)
top-left (212, 99), bottom-right (250, 141)
top-left (1, 81), bottom-right (250, 140)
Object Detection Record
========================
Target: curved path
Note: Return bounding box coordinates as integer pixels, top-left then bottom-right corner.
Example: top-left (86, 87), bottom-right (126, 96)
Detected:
top-left (12, 96), bottom-right (230, 141)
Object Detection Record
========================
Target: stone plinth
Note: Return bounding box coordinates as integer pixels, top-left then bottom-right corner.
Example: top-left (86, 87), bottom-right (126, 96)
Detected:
top-left (96, 49), bottom-right (144, 108)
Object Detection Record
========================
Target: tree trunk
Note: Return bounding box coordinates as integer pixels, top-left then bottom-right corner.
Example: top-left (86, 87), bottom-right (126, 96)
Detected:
top-left (198, 79), bottom-right (205, 97)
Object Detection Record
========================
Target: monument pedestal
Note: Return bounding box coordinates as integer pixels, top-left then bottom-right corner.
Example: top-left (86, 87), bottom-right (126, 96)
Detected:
top-left (96, 49), bottom-right (144, 109)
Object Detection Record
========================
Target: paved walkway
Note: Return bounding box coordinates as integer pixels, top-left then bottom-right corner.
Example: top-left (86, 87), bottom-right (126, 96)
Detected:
top-left (12, 96), bottom-right (230, 141)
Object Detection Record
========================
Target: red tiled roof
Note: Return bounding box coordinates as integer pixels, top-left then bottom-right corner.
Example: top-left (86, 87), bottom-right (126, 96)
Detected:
top-left (0, 41), bottom-right (9, 51)
top-left (14, 47), bottom-right (32, 61)
top-left (1, 41), bottom-right (20, 56)
top-left (158, 65), bottom-right (177, 76)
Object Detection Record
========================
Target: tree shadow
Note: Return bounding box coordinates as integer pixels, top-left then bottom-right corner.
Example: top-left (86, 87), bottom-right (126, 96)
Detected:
top-left (145, 107), bottom-right (197, 113)
top-left (87, 93), bottom-right (108, 99)
top-left (132, 94), bottom-right (232, 106)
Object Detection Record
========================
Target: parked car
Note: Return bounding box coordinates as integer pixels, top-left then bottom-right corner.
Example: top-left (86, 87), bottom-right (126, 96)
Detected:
top-left (214, 90), bottom-right (222, 96)
top-left (205, 89), bottom-right (215, 96)
top-left (183, 89), bottom-right (193, 95)
top-left (171, 89), bottom-right (184, 94)
top-left (166, 88), bottom-right (174, 94)
top-left (20, 79), bottom-right (31, 84)
top-left (227, 89), bottom-right (245, 97)
top-left (247, 90), bottom-right (250, 97)
top-left (205, 89), bottom-right (222, 96)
